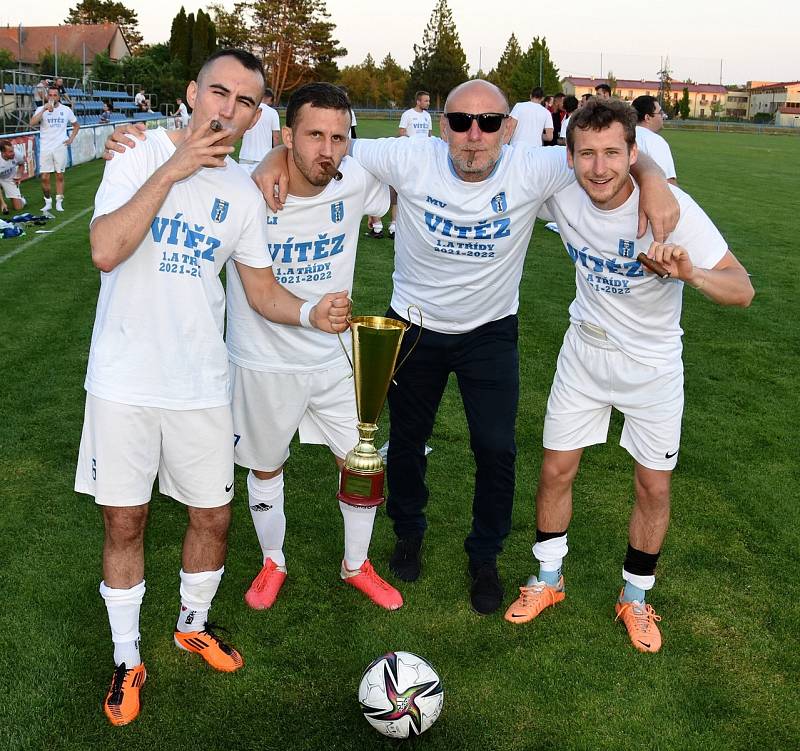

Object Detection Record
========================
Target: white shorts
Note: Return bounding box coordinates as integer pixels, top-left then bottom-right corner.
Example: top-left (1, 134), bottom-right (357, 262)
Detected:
top-left (0, 178), bottom-right (22, 200)
top-left (40, 146), bottom-right (68, 173)
top-left (75, 393), bottom-right (235, 507)
top-left (542, 323), bottom-right (684, 471)
top-left (231, 362), bottom-right (358, 471)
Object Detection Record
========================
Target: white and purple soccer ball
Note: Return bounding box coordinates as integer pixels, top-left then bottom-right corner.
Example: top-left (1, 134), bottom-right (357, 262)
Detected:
top-left (358, 651), bottom-right (444, 739)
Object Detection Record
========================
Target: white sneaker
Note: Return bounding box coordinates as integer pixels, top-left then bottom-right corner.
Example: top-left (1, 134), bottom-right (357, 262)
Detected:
top-left (55, 201), bottom-right (64, 212)
top-left (41, 202), bottom-right (52, 213)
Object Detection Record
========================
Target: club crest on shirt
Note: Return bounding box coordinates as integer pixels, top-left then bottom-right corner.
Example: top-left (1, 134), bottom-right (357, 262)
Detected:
top-left (618, 239), bottom-right (636, 258)
top-left (211, 198), bottom-right (229, 223)
top-left (491, 191), bottom-right (507, 213)
top-left (330, 201), bottom-right (344, 223)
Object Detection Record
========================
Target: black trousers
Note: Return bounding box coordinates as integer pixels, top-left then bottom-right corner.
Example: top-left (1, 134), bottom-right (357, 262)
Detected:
top-left (385, 309), bottom-right (520, 565)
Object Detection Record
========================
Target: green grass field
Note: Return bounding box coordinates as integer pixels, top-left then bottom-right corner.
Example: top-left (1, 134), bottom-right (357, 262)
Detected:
top-left (1, 124), bottom-right (798, 750)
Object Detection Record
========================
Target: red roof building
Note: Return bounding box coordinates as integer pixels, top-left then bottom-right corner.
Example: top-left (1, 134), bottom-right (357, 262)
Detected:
top-left (0, 24), bottom-right (131, 69)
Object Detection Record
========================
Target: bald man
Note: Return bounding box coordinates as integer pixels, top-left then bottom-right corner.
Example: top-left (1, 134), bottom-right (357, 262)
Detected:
top-left (251, 79), bottom-right (678, 615)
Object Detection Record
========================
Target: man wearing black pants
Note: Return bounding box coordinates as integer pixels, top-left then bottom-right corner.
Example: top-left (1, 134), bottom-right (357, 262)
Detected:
top-left (385, 310), bottom-right (519, 601)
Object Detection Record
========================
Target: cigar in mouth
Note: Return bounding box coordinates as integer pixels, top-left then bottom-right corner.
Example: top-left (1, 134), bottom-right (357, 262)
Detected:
top-left (320, 161), bottom-right (343, 181)
top-left (209, 119), bottom-right (223, 132)
top-left (636, 252), bottom-right (671, 279)
top-left (467, 151), bottom-right (475, 167)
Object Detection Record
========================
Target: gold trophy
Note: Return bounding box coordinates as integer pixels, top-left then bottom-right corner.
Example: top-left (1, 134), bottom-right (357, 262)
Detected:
top-left (337, 308), bottom-right (421, 507)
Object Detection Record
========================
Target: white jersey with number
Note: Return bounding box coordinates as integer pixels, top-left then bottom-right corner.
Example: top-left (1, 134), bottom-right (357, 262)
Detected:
top-left (87, 127), bottom-right (270, 410)
top-left (351, 137), bottom-right (575, 333)
top-left (545, 180), bottom-right (728, 367)
top-left (34, 104), bottom-right (77, 154)
top-left (239, 103), bottom-right (281, 162)
top-left (635, 126), bottom-right (677, 181)
top-left (509, 101), bottom-right (554, 147)
top-left (399, 108), bottom-right (432, 138)
top-left (226, 155), bottom-right (389, 372)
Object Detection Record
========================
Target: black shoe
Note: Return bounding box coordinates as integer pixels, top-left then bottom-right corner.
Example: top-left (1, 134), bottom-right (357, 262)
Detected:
top-left (469, 562), bottom-right (504, 615)
top-left (389, 535), bottom-right (423, 582)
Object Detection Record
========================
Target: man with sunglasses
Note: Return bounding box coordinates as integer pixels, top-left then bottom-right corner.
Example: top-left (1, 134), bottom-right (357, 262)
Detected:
top-left (217, 79), bottom-right (677, 615)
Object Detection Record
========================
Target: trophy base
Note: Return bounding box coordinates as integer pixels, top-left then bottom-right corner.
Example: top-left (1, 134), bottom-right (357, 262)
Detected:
top-left (337, 466), bottom-right (385, 508)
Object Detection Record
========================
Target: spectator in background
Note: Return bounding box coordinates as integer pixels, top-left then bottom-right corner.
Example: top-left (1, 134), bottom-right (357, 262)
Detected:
top-left (34, 78), bottom-right (50, 110)
top-left (557, 95), bottom-right (579, 145)
top-left (595, 83), bottom-right (612, 99)
top-left (579, 93), bottom-right (593, 107)
top-left (507, 86), bottom-right (554, 147)
top-left (134, 88), bottom-right (147, 111)
top-left (548, 93), bottom-right (565, 145)
top-left (56, 78), bottom-right (72, 107)
top-left (175, 97), bottom-right (190, 128)
top-left (99, 102), bottom-right (113, 124)
top-left (543, 95), bottom-right (554, 111)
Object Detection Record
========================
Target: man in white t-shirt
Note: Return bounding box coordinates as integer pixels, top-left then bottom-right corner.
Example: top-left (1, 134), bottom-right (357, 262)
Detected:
top-left (174, 97), bottom-right (190, 128)
top-left (632, 95), bottom-right (677, 183)
top-left (504, 98), bottom-right (753, 653)
top-left (0, 139), bottom-right (27, 213)
top-left (507, 86), bottom-right (553, 147)
top-left (30, 86), bottom-right (79, 213)
top-left (253, 80), bottom-right (680, 616)
top-left (134, 89), bottom-right (146, 111)
top-left (227, 82), bottom-right (401, 612)
top-left (238, 87), bottom-right (281, 172)
top-left (76, 49), bottom-right (349, 727)
top-left (369, 90), bottom-right (432, 240)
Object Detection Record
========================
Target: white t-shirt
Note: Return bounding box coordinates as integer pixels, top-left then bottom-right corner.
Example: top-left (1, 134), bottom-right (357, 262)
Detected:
top-left (226, 156), bottom-right (389, 372)
top-left (86, 128), bottom-right (271, 410)
top-left (34, 104), bottom-right (77, 155)
top-left (399, 108), bottom-right (432, 138)
top-left (635, 126), bottom-right (677, 181)
top-left (351, 137), bottom-right (575, 333)
top-left (135, 92), bottom-right (146, 106)
top-left (350, 109), bottom-right (357, 127)
top-left (176, 102), bottom-right (190, 127)
top-left (545, 181), bottom-right (728, 368)
top-left (0, 149), bottom-right (24, 181)
top-left (509, 101), bottom-right (554, 148)
top-left (239, 103), bottom-right (281, 162)
top-left (559, 114), bottom-right (570, 140)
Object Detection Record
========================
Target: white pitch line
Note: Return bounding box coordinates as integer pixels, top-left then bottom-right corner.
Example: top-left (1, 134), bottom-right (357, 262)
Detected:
top-left (0, 206), bottom-right (93, 265)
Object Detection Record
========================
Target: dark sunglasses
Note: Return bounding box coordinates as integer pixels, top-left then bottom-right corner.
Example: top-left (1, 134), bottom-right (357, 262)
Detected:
top-left (444, 112), bottom-right (509, 133)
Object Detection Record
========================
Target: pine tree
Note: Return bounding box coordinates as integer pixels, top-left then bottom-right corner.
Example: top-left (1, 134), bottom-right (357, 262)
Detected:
top-left (487, 33), bottom-right (522, 99)
top-left (169, 6), bottom-right (189, 69)
top-left (679, 87), bottom-right (690, 120)
top-left (407, 0), bottom-right (468, 108)
top-left (507, 37), bottom-right (560, 103)
top-left (190, 10), bottom-right (210, 79)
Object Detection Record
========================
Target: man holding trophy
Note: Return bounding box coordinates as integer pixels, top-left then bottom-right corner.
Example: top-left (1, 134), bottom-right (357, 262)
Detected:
top-left (225, 83), bottom-right (404, 611)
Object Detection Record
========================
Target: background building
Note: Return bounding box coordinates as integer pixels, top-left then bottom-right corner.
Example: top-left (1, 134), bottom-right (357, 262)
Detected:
top-left (748, 81), bottom-right (800, 120)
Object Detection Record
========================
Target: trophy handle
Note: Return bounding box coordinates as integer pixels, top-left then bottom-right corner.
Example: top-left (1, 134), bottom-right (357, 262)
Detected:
top-left (337, 317), bottom-right (354, 377)
top-left (392, 305), bottom-right (423, 383)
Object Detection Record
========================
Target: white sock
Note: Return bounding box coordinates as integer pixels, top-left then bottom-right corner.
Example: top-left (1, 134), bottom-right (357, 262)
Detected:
top-left (176, 567), bottom-right (223, 633)
top-left (372, 221), bottom-right (383, 233)
top-left (531, 534), bottom-right (568, 585)
top-left (100, 579), bottom-right (145, 667)
top-left (43, 196), bottom-right (51, 208)
top-left (389, 222), bottom-right (396, 232)
top-left (247, 471), bottom-right (286, 567)
top-left (55, 194), bottom-right (63, 203)
top-left (339, 500), bottom-right (377, 570)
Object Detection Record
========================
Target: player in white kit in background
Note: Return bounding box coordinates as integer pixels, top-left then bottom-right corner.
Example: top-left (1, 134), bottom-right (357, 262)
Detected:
top-left (227, 82), bottom-right (403, 611)
top-left (238, 87), bottom-right (281, 173)
top-left (0, 139), bottom-right (27, 213)
top-left (632, 95), bottom-right (677, 184)
top-left (507, 86), bottom-right (554, 147)
top-left (504, 98), bottom-right (753, 653)
top-left (76, 51), bottom-right (350, 727)
top-left (30, 86), bottom-right (79, 213)
top-left (368, 91), bottom-right (432, 239)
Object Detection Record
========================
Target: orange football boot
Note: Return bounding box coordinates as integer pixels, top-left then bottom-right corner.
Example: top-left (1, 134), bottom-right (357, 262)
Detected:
top-left (174, 623), bottom-right (244, 672)
top-left (244, 558), bottom-right (287, 610)
top-left (504, 577), bottom-right (566, 624)
top-left (103, 662), bottom-right (146, 726)
top-left (341, 560), bottom-right (403, 610)
top-left (615, 594), bottom-right (663, 653)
